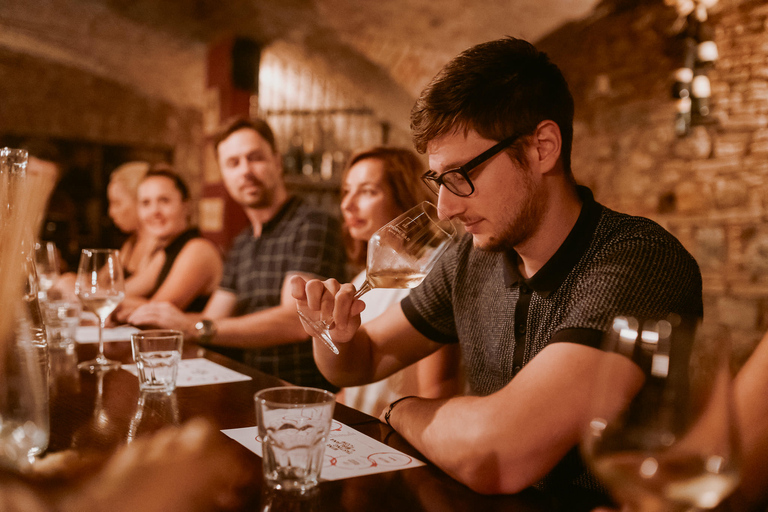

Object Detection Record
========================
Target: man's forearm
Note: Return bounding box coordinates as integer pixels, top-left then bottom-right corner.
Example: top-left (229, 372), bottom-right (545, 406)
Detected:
top-left (384, 394), bottom-right (572, 495)
top-left (384, 395), bottom-right (507, 492)
top-left (208, 306), bottom-right (311, 348)
top-left (311, 328), bottom-right (379, 388)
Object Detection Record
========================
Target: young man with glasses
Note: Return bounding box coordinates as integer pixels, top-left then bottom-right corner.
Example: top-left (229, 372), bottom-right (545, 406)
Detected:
top-left (292, 37), bottom-right (703, 500)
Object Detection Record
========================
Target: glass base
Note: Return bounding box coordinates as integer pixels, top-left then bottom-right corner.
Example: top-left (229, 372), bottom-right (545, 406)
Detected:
top-left (296, 310), bottom-right (339, 354)
top-left (78, 357), bottom-right (121, 373)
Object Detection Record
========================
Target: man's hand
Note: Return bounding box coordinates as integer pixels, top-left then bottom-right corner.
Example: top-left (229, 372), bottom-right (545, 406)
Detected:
top-left (126, 302), bottom-right (197, 340)
top-left (289, 275), bottom-right (365, 348)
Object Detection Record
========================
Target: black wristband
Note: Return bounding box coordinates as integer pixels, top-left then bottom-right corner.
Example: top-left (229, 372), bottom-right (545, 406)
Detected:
top-left (384, 395), bottom-right (418, 428)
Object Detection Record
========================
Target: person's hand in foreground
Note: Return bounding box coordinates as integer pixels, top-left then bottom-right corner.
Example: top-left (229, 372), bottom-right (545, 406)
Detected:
top-left (62, 418), bottom-right (255, 512)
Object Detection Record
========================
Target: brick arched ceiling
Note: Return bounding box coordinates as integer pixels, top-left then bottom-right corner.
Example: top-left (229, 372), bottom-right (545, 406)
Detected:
top-left (95, 0), bottom-right (600, 96)
top-left (1, 0), bottom-right (602, 135)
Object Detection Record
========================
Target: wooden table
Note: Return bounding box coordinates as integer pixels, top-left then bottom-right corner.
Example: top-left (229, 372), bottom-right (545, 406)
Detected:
top-left (41, 340), bottom-right (606, 512)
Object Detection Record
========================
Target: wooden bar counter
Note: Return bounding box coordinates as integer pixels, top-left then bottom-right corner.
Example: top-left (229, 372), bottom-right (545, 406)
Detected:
top-left (35, 339), bottom-right (600, 511)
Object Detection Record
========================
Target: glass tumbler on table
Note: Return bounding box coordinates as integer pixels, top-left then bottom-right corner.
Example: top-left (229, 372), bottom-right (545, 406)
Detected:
top-left (581, 316), bottom-right (741, 512)
top-left (130, 329), bottom-right (183, 393)
top-left (74, 248), bottom-right (125, 372)
top-left (297, 201), bottom-right (457, 354)
top-left (255, 386), bottom-right (335, 493)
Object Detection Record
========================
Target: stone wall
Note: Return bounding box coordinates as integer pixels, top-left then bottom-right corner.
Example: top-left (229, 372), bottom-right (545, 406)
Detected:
top-left (539, 0), bottom-right (768, 365)
top-left (0, 45), bottom-right (203, 249)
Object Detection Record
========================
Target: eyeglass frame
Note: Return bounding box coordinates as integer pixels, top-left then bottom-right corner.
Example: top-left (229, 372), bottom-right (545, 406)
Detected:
top-left (420, 133), bottom-right (523, 197)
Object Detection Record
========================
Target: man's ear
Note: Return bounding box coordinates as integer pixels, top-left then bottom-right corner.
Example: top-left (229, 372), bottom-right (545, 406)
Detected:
top-left (531, 120), bottom-right (562, 174)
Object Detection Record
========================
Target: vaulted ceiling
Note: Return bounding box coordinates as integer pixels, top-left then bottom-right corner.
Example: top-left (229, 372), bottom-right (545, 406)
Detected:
top-left (0, 0), bottom-right (606, 137)
top-left (91, 0), bottom-right (602, 99)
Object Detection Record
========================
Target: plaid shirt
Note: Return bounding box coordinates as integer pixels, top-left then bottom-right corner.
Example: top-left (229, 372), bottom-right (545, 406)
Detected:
top-left (220, 196), bottom-right (345, 389)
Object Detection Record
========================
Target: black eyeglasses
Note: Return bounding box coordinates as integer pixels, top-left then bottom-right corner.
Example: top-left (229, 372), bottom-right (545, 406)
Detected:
top-left (421, 134), bottom-right (522, 197)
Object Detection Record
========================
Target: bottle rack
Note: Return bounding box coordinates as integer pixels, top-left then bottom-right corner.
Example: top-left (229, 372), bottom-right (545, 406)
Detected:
top-left (262, 108), bottom-right (387, 185)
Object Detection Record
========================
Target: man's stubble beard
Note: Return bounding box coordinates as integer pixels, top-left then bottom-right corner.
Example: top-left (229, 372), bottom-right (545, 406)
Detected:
top-left (475, 170), bottom-right (547, 254)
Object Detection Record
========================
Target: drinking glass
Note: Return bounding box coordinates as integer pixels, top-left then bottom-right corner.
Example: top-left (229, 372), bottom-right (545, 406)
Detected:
top-left (75, 249), bottom-right (125, 372)
top-left (255, 386), bottom-right (335, 493)
top-left (297, 201), bottom-right (456, 354)
top-left (0, 304), bottom-right (50, 470)
top-left (581, 316), bottom-right (741, 512)
top-left (34, 241), bottom-right (60, 300)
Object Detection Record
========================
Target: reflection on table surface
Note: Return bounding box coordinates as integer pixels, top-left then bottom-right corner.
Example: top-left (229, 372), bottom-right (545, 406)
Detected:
top-left (36, 340), bottom-right (602, 511)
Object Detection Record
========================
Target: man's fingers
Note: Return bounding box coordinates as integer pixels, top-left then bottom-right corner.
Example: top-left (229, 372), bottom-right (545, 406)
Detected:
top-left (333, 283), bottom-right (359, 330)
top-left (289, 275), bottom-right (308, 301)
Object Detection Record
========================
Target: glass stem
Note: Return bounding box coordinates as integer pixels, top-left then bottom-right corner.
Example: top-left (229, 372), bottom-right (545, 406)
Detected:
top-left (353, 280), bottom-right (372, 300)
top-left (97, 318), bottom-right (106, 362)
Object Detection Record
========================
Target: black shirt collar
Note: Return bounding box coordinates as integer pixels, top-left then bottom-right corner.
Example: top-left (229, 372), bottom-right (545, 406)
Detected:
top-left (502, 186), bottom-right (603, 297)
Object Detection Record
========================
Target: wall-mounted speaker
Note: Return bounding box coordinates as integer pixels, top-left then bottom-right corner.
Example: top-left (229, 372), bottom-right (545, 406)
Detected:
top-left (231, 38), bottom-right (261, 92)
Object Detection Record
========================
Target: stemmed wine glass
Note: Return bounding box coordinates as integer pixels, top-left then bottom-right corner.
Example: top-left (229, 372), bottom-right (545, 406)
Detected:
top-left (34, 241), bottom-right (60, 300)
top-left (297, 201), bottom-right (457, 354)
top-left (74, 249), bottom-right (125, 372)
top-left (581, 315), bottom-right (741, 512)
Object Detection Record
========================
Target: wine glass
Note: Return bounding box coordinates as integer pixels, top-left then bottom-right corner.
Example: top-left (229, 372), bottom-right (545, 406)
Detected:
top-left (297, 201), bottom-right (457, 354)
top-left (34, 241), bottom-right (60, 300)
top-left (581, 315), bottom-right (741, 512)
top-left (74, 249), bottom-right (125, 372)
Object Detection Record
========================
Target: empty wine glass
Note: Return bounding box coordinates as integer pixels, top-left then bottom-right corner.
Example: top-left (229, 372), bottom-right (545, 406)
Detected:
top-left (34, 241), bottom-right (60, 300)
top-left (75, 249), bottom-right (125, 372)
top-left (297, 201), bottom-right (457, 354)
top-left (581, 316), bottom-right (741, 512)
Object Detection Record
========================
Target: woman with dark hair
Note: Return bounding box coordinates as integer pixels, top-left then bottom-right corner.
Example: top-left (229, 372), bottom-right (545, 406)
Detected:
top-left (337, 146), bottom-right (462, 416)
top-left (114, 166), bottom-right (222, 321)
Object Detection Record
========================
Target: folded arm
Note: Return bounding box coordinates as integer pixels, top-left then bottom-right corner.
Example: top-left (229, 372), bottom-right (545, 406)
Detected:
top-left (383, 342), bottom-right (642, 495)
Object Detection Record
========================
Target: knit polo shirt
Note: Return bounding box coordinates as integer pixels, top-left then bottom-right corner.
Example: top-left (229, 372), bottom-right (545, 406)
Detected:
top-left (401, 186), bottom-right (703, 493)
top-left (403, 186), bottom-right (702, 394)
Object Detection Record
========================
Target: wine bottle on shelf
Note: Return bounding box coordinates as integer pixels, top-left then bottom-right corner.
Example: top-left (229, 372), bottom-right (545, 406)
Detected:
top-left (302, 130), bottom-right (316, 178)
top-left (691, 73), bottom-right (711, 122)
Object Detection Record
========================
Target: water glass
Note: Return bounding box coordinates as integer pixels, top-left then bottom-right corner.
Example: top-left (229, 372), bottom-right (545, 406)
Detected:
top-left (0, 310), bottom-right (50, 470)
top-left (255, 386), bottom-right (335, 493)
top-left (130, 330), bottom-right (183, 393)
top-left (42, 300), bottom-right (81, 349)
top-left (127, 391), bottom-right (180, 442)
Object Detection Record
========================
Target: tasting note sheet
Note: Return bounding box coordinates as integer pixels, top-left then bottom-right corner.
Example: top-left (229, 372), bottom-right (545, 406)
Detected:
top-left (122, 358), bottom-right (252, 387)
top-left (222, 421), bottom-right (424, 480)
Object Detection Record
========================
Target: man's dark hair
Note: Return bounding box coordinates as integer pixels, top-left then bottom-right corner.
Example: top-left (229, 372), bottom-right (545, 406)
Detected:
top-left (410, 37), bottom-right (575, 174)
top-left (212, 116), bottom-right (277, 156)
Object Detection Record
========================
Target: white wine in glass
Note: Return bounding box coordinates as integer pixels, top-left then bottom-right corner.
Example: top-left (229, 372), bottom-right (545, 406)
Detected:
top-left (298, 201), bottom-right (457, 354)
top-left (75, 249), bottom-right (125, 372)
top-left (581, 316), bottom-right (741, 512)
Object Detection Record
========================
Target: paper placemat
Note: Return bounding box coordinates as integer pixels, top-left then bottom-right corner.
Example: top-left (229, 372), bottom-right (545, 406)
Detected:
top-left (76, 325), bottom-right (141, 343)
top-left (123, 358), bottom-right (252, 387)
top-left (222, 421), bottom-right (424, 480)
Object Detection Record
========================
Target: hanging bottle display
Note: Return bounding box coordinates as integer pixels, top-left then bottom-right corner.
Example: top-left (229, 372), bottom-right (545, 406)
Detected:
top-left (667, 0), bottom-right (719, 136)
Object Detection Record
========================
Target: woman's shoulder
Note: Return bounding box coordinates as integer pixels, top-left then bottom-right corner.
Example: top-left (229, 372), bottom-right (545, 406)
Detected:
top-left (176, 234), bottom-right (223, 262)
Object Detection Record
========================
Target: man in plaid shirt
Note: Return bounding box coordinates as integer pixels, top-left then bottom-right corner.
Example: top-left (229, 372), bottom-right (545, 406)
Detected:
top-left (129, 117), bottom-right (345, 389)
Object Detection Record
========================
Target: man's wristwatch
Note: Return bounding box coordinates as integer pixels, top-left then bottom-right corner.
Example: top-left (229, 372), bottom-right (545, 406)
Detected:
top-left (194, 319), bottom-right (217, 346)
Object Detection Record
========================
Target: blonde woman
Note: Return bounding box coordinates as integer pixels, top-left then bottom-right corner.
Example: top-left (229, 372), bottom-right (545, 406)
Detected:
top-left (107, 161), bottom-right (157, 278)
